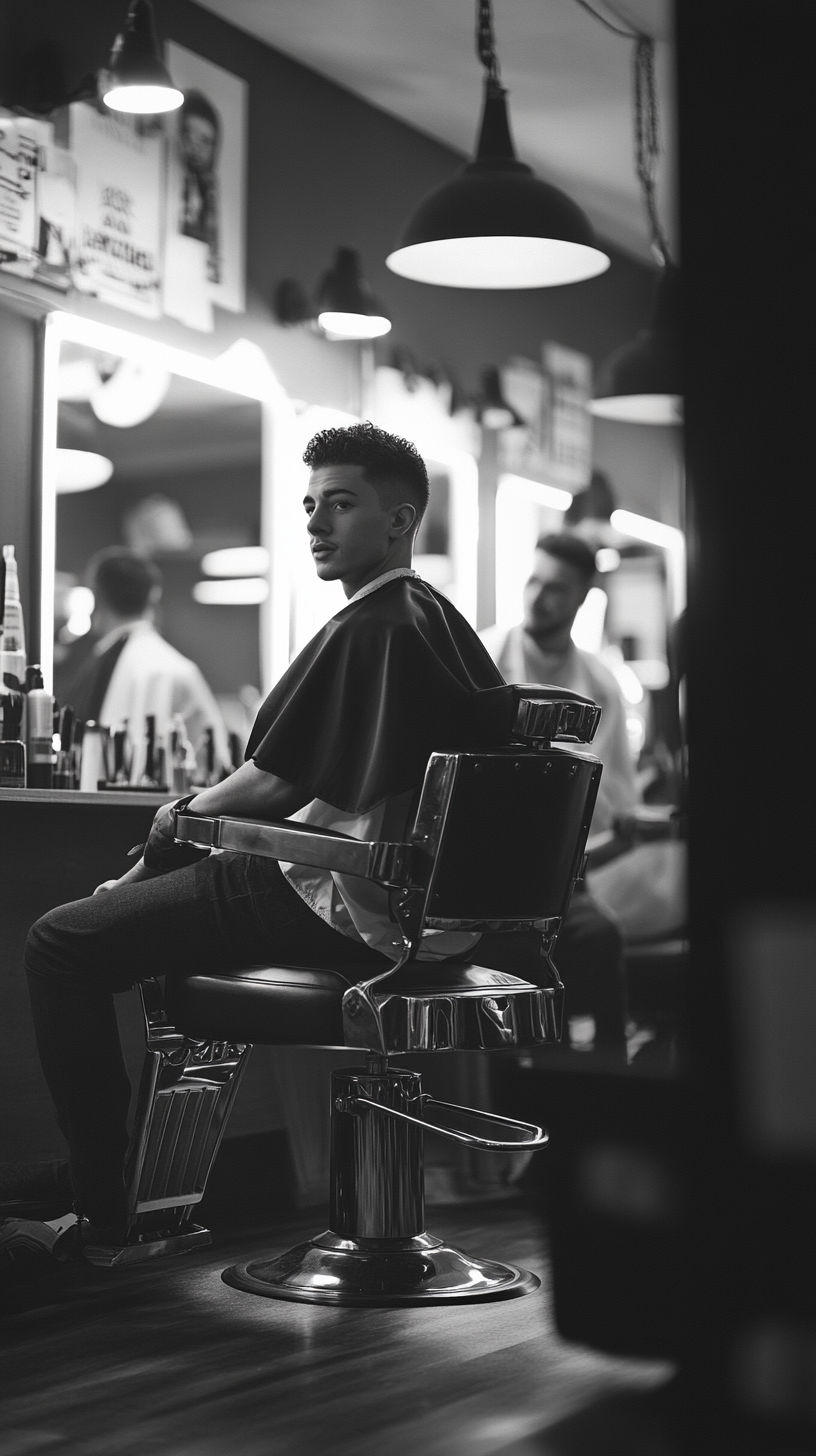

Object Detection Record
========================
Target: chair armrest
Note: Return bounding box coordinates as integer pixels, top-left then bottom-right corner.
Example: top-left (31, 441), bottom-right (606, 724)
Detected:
top-left (174, 811), bottom-right (416, 888)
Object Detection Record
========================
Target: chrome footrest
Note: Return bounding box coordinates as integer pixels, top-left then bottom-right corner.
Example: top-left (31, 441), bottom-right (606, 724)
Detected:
top-left (223, 1229), bottom-right (539, 1306)
top-left (83, 1223), bottom-right (212, 1267)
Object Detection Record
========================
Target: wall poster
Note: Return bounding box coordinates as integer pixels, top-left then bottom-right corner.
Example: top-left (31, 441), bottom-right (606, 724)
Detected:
top-left (70, 104), bottom-right (163, 318)
top-left (165, 42), bottom-right (247, 315)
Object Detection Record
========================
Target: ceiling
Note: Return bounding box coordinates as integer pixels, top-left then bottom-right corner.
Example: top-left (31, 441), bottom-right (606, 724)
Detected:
top-left (196, 0), bottom-right (676, 263)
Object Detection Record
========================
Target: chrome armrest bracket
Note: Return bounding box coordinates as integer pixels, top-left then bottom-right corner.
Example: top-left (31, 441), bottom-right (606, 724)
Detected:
top-left (175, 812), bottom-right (417, 888)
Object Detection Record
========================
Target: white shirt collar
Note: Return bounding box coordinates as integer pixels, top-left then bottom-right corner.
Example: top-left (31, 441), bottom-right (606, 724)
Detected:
top-left (346, 567), bottom-right (418, 606)
top-left (92, 619), bottom-right (153, 657)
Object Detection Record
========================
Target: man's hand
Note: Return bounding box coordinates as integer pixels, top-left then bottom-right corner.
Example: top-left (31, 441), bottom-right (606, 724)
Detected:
top-left (93, 859), bottom-right (161, 895)
top-left (143, 798), bottom-right (210, 874)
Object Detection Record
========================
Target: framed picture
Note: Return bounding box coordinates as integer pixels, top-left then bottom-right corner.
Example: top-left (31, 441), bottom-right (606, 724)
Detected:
top-left (165, 42), bottom-right (247, 314)
top-left (70, 103), bottom-right (163, 318)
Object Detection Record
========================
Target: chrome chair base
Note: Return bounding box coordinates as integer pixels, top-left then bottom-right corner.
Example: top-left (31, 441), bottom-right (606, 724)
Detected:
top-left (223, 1230), bottom-right (539, 1305)
top-left (83, 1223), bottom-right (212, 1267)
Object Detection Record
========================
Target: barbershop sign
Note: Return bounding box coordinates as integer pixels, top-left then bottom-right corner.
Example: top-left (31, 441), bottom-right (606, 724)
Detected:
top-left (70, 104), bottom-right (162, 319)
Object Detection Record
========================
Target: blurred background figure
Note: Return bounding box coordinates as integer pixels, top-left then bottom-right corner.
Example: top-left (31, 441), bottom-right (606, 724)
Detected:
top-left (481, 532), bottom-right (638, 832)
top-left (482, 532), bottom-right (639, 1060)
top-left (63, 548), bottom-right (229, 773)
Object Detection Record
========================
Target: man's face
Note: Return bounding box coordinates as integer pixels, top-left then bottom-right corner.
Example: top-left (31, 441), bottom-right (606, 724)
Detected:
top-left (523, 549), bottom-right (589, 639)
top-left (304, 464), bottom-right (407, 593)
top-left (182, 114), bottom-right (217, 173)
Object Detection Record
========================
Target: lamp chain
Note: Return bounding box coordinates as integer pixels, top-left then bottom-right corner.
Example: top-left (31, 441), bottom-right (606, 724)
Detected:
top-left (634, 34), bottom-right (671, 266)
top-left (476, 0), bottom-right (502, 87)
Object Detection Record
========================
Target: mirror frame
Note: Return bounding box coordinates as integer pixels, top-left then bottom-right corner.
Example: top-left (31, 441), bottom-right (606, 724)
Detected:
top-left (40, 310), bottom-right (297, 694)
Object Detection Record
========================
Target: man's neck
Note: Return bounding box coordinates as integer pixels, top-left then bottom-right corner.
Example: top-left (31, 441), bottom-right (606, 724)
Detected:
top-left (341, 547), bottom-right (413, 599)
top-left (524, 625), bottom-right (574, 657)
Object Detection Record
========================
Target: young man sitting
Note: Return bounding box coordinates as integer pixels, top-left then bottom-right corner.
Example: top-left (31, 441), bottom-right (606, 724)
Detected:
top-left (14, 423), bottom-right (510, 1254)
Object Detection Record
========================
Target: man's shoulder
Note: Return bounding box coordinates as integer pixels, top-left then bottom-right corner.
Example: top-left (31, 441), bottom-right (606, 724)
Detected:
top-left (125, 626), bottom-right (198, 677)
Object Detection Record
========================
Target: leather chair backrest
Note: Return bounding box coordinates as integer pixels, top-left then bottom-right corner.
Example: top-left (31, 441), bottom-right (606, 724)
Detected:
top-left (409, 746), bottom-right (602, 932)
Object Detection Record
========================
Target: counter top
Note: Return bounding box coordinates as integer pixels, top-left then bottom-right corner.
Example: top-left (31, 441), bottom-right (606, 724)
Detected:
top-left (0, 787), bottom-right (170, 809)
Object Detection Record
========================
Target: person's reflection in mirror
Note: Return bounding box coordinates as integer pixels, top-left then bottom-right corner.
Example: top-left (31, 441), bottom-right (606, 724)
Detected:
top-left (64, 548), bottom-right (228, 777)
top-left (481, 534), bottom-right (638, 1059)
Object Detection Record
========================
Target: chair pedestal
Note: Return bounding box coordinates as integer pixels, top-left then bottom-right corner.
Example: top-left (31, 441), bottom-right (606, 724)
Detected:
top-left (224, 1061), bottom-right (540, 1305)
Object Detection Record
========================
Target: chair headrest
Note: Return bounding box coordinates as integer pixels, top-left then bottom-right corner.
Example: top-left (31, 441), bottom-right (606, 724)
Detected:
top-left (510, 684), bottom-right (601, 745)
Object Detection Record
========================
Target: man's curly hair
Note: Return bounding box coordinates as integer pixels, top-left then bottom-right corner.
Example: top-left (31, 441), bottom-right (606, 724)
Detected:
top-left (303, 421), bottom-right (430, 522)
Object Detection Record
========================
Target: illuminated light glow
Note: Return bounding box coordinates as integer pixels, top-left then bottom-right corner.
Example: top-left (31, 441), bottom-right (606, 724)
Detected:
top-left (613, 662), bottom-right (645, 706)
top-left (318, 311), bottom-right (392, 340)
top-left (500, 474), bottom-right (573, 513)
top-left (65, 586), bottom-right (95, 640)
top-left (630, 658), bottom-right (671, 691)
top-left (386, 236), bottom-right (609, 290)
top-left (193, 577), bottom-right (269, 606)
top-left (626, 714), bottom-right (647, 757)
top-left (590, 393), bottom-right (683, 425)
top-left (55, 449), bottom-right (114, 493)
top-left (571, 587), bottom-right (608, 654)
top-left (102, 83), bottom-right (183, 113)
top-left (610, 509), bottom-right (684, 554)
top-left (92, 359), bottom-right (171, 427)
top-left (201, 547), bottom-right (270, 578)
top-left (595, 547), bottom-right (621, 573)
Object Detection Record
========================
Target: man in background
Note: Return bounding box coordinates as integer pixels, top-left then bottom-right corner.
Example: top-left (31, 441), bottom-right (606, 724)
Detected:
top-left (482, 533), bottom-right (638, 833)
top-left (482, 533), bottom-right (639, 1056)
top-left (67, 548), bottom-right (228, 773)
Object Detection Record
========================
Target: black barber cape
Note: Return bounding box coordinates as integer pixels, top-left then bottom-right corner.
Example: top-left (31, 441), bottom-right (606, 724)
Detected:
top-left (246, 576), bottom-right (513, 814)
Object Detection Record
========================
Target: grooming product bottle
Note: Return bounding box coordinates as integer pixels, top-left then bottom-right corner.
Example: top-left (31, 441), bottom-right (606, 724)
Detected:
top-left (112, 721), bottom-right (131, 784)
top-left (54, 704), bottom-right (76, 788)
top-left (79, 721), bottom-right (109, 792)
top-left (0, 545), bottom-right (27, 690)
top-left (170, 713), bottom-right (195, 794)
top-left (24, 665), bottom-right (54, 788)
top-left (0, 682), bottom-right (26, 786)
top-left (138, 714), bottom-right (161, 789)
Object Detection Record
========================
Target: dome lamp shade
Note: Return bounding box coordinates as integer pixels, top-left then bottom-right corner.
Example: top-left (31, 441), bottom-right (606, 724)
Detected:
top-left (103, 1), bottom-right (183, 114)
top-left (590, 263), bottom-right (683, 425)
top-left (387, 79), bottom-right (610, 290)
top-left (316, 248), bottom-right (392, 340)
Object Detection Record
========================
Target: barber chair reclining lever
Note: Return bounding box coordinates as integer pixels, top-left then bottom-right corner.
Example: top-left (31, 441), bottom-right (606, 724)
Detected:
top-left (97, 685), bottom-right (601, 1304)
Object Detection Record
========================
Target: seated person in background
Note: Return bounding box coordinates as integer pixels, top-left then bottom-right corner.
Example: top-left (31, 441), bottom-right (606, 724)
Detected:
top-left (18, 424), bottom-right (512, 1249)
top-left (481, 533), bottom-right (639, 1057)
top-left (481, 533), bottom-right (638, 833)
top-left (65, 548), bottom-right (229, 774)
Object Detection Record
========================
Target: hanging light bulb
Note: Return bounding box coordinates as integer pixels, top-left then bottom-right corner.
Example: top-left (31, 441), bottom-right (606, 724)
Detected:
top-left (102, 0), bottom-right (183, 114)
top-left (590, 36), bottom-right (682, 424)
top-left (591, 262), bottom-right (682, 423)
top-left (316, 248), bottom-right (392, 340)
top-left (387, 0), bottom-right (609, 289)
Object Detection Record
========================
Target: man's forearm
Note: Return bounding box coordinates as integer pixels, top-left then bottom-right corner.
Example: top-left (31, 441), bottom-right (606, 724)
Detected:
top-left (187, 759), bottom-right (309, 821)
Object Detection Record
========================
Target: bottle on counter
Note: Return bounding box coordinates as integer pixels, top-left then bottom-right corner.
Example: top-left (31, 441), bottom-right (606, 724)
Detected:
top-left (169, 713), bottom-right (196, 794)
top-left (24, 665), bottom-right (54, 789)
top-left (0, 545), bottom-right (27, 691)
top-left (54, 705), bottom-right (76, 789)
top-left (0, 681), bottom-right (26, 787)
top-left (111, 721), bottom-right (131, 785)
top-left (79, 721), bottom-right (110, 792)
top-left (138, 714), bottom-right (167, 790)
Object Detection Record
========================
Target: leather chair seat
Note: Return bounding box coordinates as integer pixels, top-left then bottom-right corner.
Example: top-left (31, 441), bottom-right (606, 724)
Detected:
top-left (166, 964), bottom-right (360, 1046)
top-left (166, 960), bottom-right (541, 1047)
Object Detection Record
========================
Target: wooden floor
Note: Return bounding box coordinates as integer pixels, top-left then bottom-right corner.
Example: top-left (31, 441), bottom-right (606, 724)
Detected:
top-left (0, 1202), bottom-right (674, 1456)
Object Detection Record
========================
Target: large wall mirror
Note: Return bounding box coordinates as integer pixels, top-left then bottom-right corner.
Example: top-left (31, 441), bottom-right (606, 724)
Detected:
top-left (39, 313), bottom-right (296, 767)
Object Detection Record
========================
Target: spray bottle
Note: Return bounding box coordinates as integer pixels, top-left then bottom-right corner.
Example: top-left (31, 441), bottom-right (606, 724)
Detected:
top-left (25, 665), bottom-right (54, 788)
top-left (0, 545), bottom-right (27, 690)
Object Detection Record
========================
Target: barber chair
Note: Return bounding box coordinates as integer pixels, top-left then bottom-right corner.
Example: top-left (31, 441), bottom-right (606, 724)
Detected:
top-left (88, 685), bottom-right (602, 1305)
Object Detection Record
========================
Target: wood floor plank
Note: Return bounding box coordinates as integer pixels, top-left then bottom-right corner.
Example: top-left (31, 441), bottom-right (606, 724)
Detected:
top-left (0, 1207), bottom-right (672, 1456)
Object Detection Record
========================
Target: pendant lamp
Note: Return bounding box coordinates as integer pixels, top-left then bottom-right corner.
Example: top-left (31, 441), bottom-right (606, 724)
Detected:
top-left (590, 36), bottom-right (682, 424)
top-left (316, 248), bottom-right (392, 340)
top-left (386, 1), bottom-right (609, 289)
top-left (102, 0), bottom-right (183, 114)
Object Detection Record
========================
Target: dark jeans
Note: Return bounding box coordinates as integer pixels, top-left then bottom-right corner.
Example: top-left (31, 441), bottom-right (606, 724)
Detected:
top-left (25, 858), bottom-right (625, 1224)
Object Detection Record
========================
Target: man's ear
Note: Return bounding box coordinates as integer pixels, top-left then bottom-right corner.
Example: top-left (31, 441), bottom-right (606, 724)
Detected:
top-left (390, 502), bottom-right (418, 539)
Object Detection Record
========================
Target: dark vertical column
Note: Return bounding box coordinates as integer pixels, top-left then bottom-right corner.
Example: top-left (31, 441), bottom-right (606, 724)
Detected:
top-left (677, 0), bottom-right (815, 1439)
